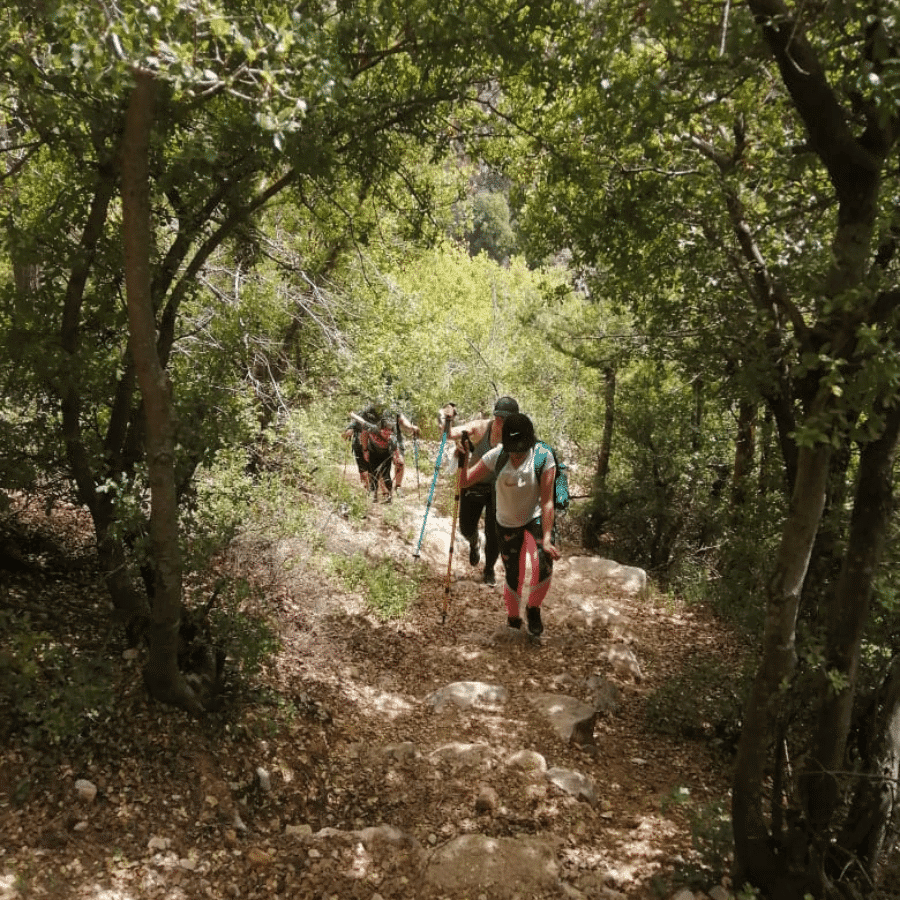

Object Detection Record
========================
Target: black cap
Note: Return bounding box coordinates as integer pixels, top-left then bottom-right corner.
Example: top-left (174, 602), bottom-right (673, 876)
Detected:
top-left (502, 413), bottom-right (535, 453)
top-left (493, 396), bottom-right (519, 418)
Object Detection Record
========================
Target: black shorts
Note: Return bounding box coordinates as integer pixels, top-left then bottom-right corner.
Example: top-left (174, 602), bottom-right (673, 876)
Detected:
top-left (352, 436), bottom-right (369, 474)
top-left (368, 446), bottom-right (393, 489)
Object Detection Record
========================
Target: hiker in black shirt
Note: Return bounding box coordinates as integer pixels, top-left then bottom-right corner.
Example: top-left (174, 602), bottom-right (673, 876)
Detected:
top-left (449, 396), bottom-right (518, 584)
top-left (343, 407), bottom-right (380, 492)
top-left (345, 400), bottom-right (419, 499)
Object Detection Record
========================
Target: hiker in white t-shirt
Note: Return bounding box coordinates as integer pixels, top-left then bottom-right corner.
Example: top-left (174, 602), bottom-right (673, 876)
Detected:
top-left (459, 412), bottom-right (560, 636)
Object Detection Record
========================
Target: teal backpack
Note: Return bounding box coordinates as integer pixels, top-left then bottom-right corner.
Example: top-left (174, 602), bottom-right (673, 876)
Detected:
top-left (496, 441), bottom-right (570, 511)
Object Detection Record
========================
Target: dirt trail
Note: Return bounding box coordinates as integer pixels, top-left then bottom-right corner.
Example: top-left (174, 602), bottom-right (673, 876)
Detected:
top-left (0, 480), bottom-right (742, 900)
top-left (252, 475), bottom-right (741, 898)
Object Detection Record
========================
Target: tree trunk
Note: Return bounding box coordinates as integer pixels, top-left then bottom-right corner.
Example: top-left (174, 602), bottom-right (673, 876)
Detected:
top-left (595, 366), bottom-right (615, 487)
top-left (731, 400), bottom-right (756, 506)
top-left (691, 377), bottom-right (703, 453)
top-left (732, 441), bottom-right (831, 894)
top-left (802, 406), bottom-right (900, 857)
top-left (838, 654), bottom-right (900, 888)
top-left (52, 145), bottom-right (153, 627)
top-left (120, 70), bottom-right (202, 716)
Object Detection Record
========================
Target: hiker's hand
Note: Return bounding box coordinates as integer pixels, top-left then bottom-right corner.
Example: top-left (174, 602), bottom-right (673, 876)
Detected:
top-left (411, 425), bottom-right (420, 437)
top-left (438, 403), bottom-right (456, 428)
top-left (544, 539), bottom-right (561, 560)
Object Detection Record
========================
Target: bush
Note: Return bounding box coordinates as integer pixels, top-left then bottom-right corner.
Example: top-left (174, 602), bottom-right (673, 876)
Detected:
top-left (206, 581), bottom-right (281, 679)
top-left (644, 655), bottom-right (749, 753)
top-left (0, 611), bottom-right (114, 748)
top-left (330, 553), bottom-right (419, 620)
top-left (660, 787), bottom-right (734, 890)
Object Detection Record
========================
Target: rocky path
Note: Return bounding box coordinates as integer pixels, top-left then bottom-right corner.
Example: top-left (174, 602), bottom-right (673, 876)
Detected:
top-left (241, 480), bottom-right (742, 900)
top-left (0, 482), bottom-right (743, 900)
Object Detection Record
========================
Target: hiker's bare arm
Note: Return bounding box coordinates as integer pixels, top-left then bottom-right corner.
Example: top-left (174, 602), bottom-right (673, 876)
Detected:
top-left (539, 464), bottom-right (559, 558)
top-left (459, 445), bottom-right (490, 489)
top-left (398, 414), bottom-right (420, 436)
top-left (450, 418), bottom-right (489, 444)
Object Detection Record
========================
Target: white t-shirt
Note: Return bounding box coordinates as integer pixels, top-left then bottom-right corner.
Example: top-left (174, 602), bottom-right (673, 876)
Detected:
top-left (481, 444), bottom-right (555, 528)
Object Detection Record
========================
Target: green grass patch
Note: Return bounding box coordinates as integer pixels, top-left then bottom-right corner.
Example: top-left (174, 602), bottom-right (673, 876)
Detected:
top-left (330, 553), bottom-right (420, 620)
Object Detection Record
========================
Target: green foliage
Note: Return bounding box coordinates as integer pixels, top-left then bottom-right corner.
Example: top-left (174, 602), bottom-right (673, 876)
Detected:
top-left (184, 447), bottom-right (257, 570)
top-left (644, 656), bottom-right (749, 753)
top-left (340, 240), bottom-right (589, 433)
top-left (282, 403), bottom-right (371, 520)
top-left (206, 582), bottom-right (281, 679)
top-left (660, 787), bottom-right (733, 890)
top-left (0, 611), bottom-right (114, 748)
top-left (467, 191), bottom-right (518, 263)
top-left (869, 541), bottom-right (900, 645)
top-left (584, 362), bottom-right (734, 584)
top-left (704, 510), bottom-right (782, 635)
top-left (330, 553), bottom-right (419, 620)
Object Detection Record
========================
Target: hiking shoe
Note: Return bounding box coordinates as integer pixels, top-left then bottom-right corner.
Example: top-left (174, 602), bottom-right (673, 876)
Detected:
top-left (526, 606), bottom-right (543, 637)
top-left (507, 616), bottom-right (522, 630)
top-left (468, 535), bottom-right (481, 566)
top-left (483, 566), bottom-right (496, 585)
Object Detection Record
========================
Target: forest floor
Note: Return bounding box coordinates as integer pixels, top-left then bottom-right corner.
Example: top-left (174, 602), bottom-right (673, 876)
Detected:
top-left (1, 469), bottom-right (760, 900)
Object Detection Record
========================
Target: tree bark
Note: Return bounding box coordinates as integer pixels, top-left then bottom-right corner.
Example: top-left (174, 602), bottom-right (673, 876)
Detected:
top-left (595, 366), bottom-right (615, 487)
top-left (732, 2), bottom-right (899, 893)
top-left (690, 377), bottom-right (703, 453)
top-left (803, 406), bottom-right (900, 834)
top-left (53, 152), bottom-right (152, 627)
top-left (838, 654), bottom-right (900, 888)
top-left (731, 400), bottom-right (756, 506)
top-left (732, 441), bottom-right (831, 893)
top-left (120, 70), bottom-right (202, 715)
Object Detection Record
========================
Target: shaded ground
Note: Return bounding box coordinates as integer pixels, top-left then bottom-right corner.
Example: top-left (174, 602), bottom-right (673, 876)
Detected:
top-left (1, 474), bottom-right (753, 900)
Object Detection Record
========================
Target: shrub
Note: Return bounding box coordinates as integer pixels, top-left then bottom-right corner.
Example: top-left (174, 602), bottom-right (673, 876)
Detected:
top-left (330, 553), bottom-right (419, 620)
top-left (644, 655), bottom-right (749, 753)
top-left (0, 611), bottom-right (114, 748)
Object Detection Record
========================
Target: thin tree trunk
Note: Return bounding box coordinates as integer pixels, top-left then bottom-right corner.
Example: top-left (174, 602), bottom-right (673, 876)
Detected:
top-left (691, 377), bottom-right (703, 453)
top-left (595, 366), bottom-right (615, 487)
top-left (731, 400), bottom-right (756, 506)
top-left (803, 406), bottom-right (900, 834)
top-left (52, 151), bottom-right (152, 626)
top-left (732, 441), bottom-right (832, 893)
top-left (120, 70), bottom-right (202, 715)
top-left (838, 654), bottom-right (900, 888)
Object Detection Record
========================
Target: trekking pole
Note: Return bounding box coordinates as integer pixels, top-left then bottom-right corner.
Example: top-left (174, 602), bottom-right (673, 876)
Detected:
top-left (413, 437), bottom-right (421, 499)
top-left (414, 405), bottom-right (455, 559)
top-left (441, 431), bottom-right (467, 624)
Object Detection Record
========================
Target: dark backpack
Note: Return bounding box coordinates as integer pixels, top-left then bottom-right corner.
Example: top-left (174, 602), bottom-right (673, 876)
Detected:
top-left (497, 441), bottom-right (570, 511)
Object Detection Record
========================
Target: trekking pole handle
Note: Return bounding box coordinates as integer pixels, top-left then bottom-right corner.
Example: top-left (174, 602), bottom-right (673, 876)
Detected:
top-left (438, 403), bottom-right (456, 431)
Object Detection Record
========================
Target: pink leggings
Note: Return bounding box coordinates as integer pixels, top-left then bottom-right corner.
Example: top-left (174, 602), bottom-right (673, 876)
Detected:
top-left (497, 519), bottom-right (553, 618)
